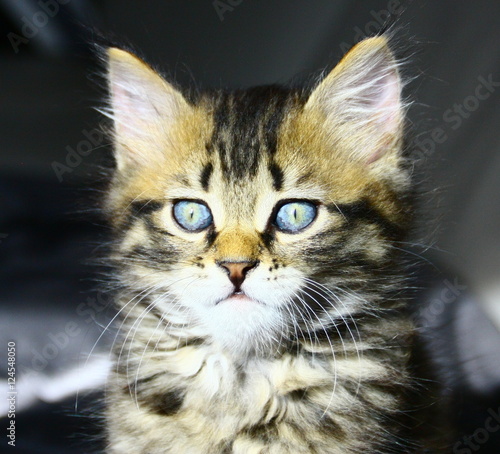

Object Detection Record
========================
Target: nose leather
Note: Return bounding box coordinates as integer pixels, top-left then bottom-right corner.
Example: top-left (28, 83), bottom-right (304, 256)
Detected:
top-left (218, 261), bottom-right (258, 291)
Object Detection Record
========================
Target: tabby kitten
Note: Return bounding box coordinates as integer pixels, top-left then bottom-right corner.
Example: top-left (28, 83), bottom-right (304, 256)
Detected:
top-left (102, 36), bottom-right (439, 453)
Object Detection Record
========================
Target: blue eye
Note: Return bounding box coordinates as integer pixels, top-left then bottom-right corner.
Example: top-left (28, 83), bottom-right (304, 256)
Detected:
top-left (173, 200), bottom-right (213, 231)
top-left (274, 201), bottom-right (317, 233)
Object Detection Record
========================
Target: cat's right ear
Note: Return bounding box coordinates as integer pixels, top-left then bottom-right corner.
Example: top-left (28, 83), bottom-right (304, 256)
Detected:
top-left (304, 36), bottom-right (405, 168)
top-left (104, 48), bottom-right (189, 172)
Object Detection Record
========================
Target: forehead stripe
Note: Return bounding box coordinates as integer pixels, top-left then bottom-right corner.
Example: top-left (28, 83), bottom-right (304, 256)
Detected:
top-left (269, 162), bottom-right (284, 191)
top-left (208, 86), bottom-right (294, 181)
top-left (200, 162), bottom-right (213, 191)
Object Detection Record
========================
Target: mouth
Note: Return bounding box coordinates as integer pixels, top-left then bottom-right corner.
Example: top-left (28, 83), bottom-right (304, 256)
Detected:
top-left (229, 292), bottom-right (248, 300)
top-left (216, 291), bottom-right (257, 305)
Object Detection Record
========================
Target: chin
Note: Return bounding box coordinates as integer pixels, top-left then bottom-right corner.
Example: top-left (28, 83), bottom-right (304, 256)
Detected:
top-left (198, 294), bottom-right (288, 357)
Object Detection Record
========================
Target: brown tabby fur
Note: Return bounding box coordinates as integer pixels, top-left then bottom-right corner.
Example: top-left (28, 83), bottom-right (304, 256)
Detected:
top-left (101, 36), bottom-right (448, 453)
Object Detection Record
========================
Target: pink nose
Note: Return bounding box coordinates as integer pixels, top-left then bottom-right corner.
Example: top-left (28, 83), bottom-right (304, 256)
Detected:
top-left (218, 261), bottom-right (258, 291)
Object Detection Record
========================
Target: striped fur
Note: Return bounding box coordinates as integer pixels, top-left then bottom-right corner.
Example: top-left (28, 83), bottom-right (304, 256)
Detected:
top-left (102, 37), bottom-right (444, 453)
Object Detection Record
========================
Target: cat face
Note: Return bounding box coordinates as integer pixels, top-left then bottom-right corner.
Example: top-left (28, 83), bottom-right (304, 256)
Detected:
top-left (104, 37), bottom-right (411, 356)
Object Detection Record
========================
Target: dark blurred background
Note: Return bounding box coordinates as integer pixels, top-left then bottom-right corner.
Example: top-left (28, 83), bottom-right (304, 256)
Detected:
top-left (0, 1), bottom-right (499, 452)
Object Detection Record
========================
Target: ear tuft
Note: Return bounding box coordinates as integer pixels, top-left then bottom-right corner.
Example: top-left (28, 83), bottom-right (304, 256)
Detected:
top-left (104, 48), bottom-right (189, 172)
top-left (306, 36), bottom-right (406, 166)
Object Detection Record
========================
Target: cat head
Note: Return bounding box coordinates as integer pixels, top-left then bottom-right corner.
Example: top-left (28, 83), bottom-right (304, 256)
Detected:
top-left (103, 36), bottom-right (411, 356)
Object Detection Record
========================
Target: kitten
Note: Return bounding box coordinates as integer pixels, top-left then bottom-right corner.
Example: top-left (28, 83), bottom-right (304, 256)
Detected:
top-left (101, 35), bottom-right (445, 453)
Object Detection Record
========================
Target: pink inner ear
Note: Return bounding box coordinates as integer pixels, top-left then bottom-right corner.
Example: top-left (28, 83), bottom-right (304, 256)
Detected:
top-left (372, 72), bottom-right (401, 134)
top-left (304, 38), bottom-right (404, 167)
top-left (113, 81), bottom-right (150, 119)
top-left (361, 72), bottom-right (402, 165)
top-left (111, 77), bottom-right (161, 140)
top-left (113, 83), bottom-right (131, 118)
top-left (111, 82), bottom-right (141, 138)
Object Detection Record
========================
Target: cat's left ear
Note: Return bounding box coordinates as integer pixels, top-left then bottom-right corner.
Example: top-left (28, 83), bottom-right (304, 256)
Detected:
top-left (305, 36), bottom-right (405, 166)
top-left (105, 47), bottom-right (190, 172)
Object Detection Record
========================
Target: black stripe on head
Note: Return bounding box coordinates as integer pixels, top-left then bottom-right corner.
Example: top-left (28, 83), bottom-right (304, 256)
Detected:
top-left (130, 200), bottom-right (164, 217)
top-left (205, 140), bottom-right (214, 155)
top-left (200, 162), bottom-right (213, 191)
top-left (327, 199), bottom-right (405, 239)
top-left (269, 161), bottom-right (284, 191)
top-left (208, 86), bottom-right (296, 181)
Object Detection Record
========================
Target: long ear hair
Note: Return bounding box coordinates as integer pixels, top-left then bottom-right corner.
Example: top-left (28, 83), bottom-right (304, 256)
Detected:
top-left (103, 47), bottom-right (190, 173)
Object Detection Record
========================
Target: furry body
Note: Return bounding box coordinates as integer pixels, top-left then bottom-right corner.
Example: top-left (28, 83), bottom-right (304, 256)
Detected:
top-left (102, 37), bottom-right (441, 453)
